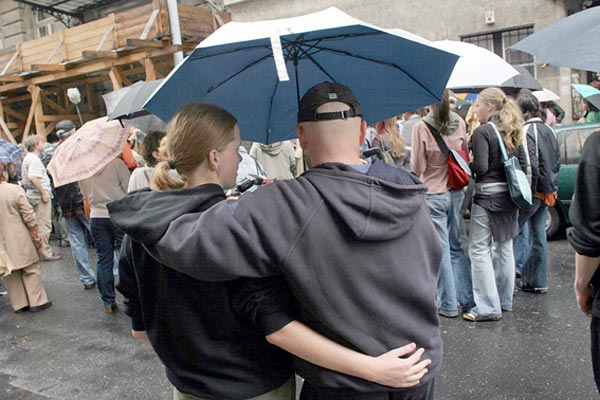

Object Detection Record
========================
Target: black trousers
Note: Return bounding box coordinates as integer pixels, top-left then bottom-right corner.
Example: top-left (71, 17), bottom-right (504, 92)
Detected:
top-left (591, 316), bottom-right (600, 394)
top-left (300, 379), bottom-right (435, 400)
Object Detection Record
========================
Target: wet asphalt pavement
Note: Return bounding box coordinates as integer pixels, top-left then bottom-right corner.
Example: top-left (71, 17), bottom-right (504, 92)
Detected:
top-left (0, 234), bottom-right (597, 400)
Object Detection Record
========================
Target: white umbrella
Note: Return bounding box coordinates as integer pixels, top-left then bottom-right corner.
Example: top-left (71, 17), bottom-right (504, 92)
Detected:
top-left (533, 88), bottom-right (560, 103)
top-left (431, 40), bottom-right (519, 90)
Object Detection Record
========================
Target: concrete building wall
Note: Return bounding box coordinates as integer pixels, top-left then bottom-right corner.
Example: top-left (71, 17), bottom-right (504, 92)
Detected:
top-left (0, 1), bottom-right (36, 49)
top-left (224, 0), bottom-right (588, 122)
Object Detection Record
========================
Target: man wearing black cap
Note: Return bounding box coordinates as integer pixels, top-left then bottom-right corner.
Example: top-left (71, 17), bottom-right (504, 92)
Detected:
top-left (110, 82), bottom-right (442, 399)
top-left (53, 120), bottom-right (97, 290)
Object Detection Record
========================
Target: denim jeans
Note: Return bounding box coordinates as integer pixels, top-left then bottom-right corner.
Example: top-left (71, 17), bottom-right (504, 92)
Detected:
top-left (65, 214), bottom-right (95, 286)
top-left (90, 217), bottom-right (123, 306)
top-left (469, 203), bottom-right (515, 317)
top-left (449, 190), bottom-right (474, 309)
top-left (514, 198), bottom-right (548, 289)
top-left (425, 192), bottom-right (457, 316)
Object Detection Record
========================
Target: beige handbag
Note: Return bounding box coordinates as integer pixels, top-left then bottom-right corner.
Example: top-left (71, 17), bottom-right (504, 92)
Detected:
top-left (0, 242), bottom-right (14, 277)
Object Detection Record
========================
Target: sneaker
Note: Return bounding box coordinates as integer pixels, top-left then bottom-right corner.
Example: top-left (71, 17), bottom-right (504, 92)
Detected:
top-left (462, 312), bottom-right (501, 322)
top-left (83, 282), bottom-right (96, 290)
top-left (29, 301), bottom-right (53, 313)
top-left (0, 282), bottom-right (7, 296)
top-left (42, 252), bottom-right (62, 261)
top-left (518, 286), bottom-right (548, 294)
top-left (438, 309), bottom-right (459, 318)
top-left (104, 302), bottom-right (119, 314)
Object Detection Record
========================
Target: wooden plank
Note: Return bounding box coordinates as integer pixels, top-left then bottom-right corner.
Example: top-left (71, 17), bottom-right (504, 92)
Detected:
top-left (1, 51), bottom-right (19, 75)
top-left (96, 23), bottom-right (115, 51)
top-left (33, 87), bottom-right (46, 137)
top-left (82, 51), bottom-right (119, 59)
top-left (86, 84), bottom-right (95, 113)
top-left (144, 58), bottom-right (157, 81)
top-left (23, 85), bottom-right (41, 140)
top-left (0, 101), bottom-right (17, 144)
top-left (41, 92), bottom-right (69, 114)
top-left (38, 114), bottom-right (92, 122)
top-left (127, 39), bottom-right (164, 48)
top-left (109, 66), bottom-right (123, 90)
top-left (0, 45), bottom-right (182, 93)
top-left (32, 64), bottom-right (68, 72)
top-left (0, 75), bottom-right (23, 82)
top-left (141, 9), bottom-right (160, 40)
top-left (2, 105), bottom-right (27, 121)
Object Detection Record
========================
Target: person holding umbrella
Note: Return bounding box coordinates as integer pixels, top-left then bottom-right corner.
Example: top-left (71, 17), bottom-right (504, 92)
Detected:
top-left (111, 82), bottom-right (442, 399)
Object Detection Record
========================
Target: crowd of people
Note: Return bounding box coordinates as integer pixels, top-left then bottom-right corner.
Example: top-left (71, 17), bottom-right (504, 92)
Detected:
top-left (1, 77), bottom-right (600, 399)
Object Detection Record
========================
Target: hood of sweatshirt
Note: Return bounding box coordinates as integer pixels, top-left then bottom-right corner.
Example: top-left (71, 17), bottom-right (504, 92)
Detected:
top-left (107, 184), bottom-right (225, 244)
top-left (258, 142), bottom-right (283, 155)
top-left (422, 110), bottom-right (462, 136)
top-left (302, 161), bottom-right (426, 241)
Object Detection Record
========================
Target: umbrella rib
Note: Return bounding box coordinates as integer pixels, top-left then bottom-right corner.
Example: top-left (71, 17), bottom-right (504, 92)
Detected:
top-left (309, 45), bottom-right (440, 99)
top-left (207, 54), bottom-right (272, 93)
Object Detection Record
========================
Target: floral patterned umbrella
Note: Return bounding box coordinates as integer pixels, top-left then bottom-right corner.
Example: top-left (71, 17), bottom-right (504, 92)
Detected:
top-left (47, 117), bottom-right (128, 187)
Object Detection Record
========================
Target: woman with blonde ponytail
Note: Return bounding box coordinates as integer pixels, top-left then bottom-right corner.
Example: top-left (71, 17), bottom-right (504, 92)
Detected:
top-left (109, 103), bottom-right (431, 400)
top-left (373, 117), bottom-right (406, 167)
top-left (465, 87), bottom-right (528, 322)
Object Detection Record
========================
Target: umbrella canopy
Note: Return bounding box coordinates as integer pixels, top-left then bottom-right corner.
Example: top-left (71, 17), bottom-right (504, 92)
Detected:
top-left (0, 139), bottom-right (25, 165)
top-left (533, 88), bottom-right (560, 103)
top-left (510, 6), bottom-right (600, 72)
top-left (572, 84), bottom-right (600, 110)
top-left (144, 7), bottom-right (459, 144)
top-left (432, 40), bottom-right (519, 91)
top-left (499, 65), bottom-right (542, 94)
top-left (103, 80), bottom-right (167, 132)
top-left (48, 117), bottom-right (129, 187)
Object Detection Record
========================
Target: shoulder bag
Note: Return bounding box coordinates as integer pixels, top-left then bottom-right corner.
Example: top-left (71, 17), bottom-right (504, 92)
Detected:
top-left (423, 121), bottom-right (471, 190)
top-left (488, 122), bottom-right (532, 208)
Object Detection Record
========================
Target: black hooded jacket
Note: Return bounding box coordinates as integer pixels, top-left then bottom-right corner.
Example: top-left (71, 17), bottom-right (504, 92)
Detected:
top-left (109, 184), bottom-right (297, 400)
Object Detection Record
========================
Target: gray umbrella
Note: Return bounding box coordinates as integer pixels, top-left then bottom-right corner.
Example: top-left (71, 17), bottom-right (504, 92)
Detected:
top-left (510, 6), bottom-right (600, 72)
top-left (449, 65), bottom-right (541, 94)
top-left (103, 79), bottom-right (167, 132)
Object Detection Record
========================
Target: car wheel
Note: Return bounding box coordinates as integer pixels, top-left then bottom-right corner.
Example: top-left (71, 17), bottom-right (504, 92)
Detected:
top-left (546, 206), bottom-right (561, 239)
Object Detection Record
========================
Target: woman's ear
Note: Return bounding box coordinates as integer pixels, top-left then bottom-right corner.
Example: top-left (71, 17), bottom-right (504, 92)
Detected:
top-left (208, 149), bottom-right (219, 172)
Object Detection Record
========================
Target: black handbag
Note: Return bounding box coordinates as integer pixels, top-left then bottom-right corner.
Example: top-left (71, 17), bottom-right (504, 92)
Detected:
top-left (489, 122), bottom-right (532, 208)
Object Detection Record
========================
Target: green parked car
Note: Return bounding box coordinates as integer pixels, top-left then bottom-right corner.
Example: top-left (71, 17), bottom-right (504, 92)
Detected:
top-left (546, 122), bottom-right (600, 238)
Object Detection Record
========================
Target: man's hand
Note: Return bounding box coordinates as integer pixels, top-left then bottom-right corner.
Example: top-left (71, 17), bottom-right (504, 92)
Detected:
top-left (41, 191), bottom-right (50, 203)
top-left (363, 343), bottom-right (431, 388)
top-left (575, 281), bottom-right (593, 317)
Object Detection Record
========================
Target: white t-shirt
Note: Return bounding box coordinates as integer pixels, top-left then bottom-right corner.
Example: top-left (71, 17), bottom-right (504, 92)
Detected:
top-left (21, 152), bottom-right (51, 199)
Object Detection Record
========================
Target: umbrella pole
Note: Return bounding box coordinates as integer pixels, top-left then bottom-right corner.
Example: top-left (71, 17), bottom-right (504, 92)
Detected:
top-left (75, 105), bottom-right (84, 126)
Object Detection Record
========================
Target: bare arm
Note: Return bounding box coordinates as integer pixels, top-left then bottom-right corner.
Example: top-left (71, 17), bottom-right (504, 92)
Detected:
top-left (29, 176), bottom-right (49, 202)
top-left (266, 321), bottom-right (430, 388)
top-left (574, 253), bottom-right (600, 317)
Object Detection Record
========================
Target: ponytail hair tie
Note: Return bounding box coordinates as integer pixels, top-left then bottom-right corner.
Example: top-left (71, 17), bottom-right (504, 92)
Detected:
top-left (167, 159), bottom-right (176, 170)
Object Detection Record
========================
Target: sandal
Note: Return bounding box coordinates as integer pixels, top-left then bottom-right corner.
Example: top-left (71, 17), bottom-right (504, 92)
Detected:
top-left (462, 312), bottom-right (501, 322)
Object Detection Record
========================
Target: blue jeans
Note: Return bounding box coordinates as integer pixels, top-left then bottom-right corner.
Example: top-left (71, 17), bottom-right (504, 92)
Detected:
top-left (90, 218), bottom-right (123, 306)
top-left (514, 198), bottom-right (548, 289)
top-left (449, 190), bottom-right (474, 309)
top-left (469, 203), bottom-right (515, 317)
top-left (65, 214), bottom-right (95, 286)
top-left (426, 192), bottom-right (457, 316)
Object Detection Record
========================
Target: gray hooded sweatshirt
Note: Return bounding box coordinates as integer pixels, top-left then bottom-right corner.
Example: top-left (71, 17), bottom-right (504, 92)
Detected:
top-left (111, 161), bottom-right (442, 393)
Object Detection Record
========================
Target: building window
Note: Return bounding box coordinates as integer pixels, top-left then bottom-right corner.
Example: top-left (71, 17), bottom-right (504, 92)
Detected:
top-left (462, 26), bottom-right (535, 77)
top-left (35, 10), bottom-right (54, 38)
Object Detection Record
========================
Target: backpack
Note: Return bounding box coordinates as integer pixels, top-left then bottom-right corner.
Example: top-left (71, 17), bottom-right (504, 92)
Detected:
top-left (378, 140), bottom-right (396, 166)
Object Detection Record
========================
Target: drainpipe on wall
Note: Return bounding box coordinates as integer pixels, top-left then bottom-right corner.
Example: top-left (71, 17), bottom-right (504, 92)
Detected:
top-left (167, 0), bottom-right (184, 66)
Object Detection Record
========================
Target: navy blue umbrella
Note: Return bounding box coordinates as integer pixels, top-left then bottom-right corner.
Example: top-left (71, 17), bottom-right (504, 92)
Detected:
top-left (144, 7), bottom-right (459, 144)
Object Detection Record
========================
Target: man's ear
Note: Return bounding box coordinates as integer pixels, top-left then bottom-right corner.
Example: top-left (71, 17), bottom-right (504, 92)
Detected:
top-left (296, 125), bottom-right (307, 150)
top-left (359, 120), bottom-right (367, 146)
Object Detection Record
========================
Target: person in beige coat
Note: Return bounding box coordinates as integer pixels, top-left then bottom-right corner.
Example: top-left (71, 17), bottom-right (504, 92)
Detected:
top-left (0, 162), bottom-right (52, 313)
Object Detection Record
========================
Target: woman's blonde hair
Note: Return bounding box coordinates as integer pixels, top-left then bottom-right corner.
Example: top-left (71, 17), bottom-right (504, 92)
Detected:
top-left (477, 87), bottom-right (523, 153)
top-left (375, 118), bottom-right (405, 158)
top-left (151, 103), bottom-right (237, 191)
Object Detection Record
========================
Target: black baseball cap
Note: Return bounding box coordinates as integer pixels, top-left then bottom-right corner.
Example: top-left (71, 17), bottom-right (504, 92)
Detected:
top-left (297, 82), bottom-right (363, 123)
